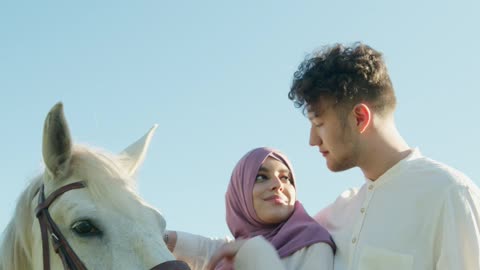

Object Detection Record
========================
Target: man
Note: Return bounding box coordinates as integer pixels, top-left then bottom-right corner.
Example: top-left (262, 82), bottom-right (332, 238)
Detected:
top-left (288, 43), bottom-right (480, 269)
top-left (204, 42), bottom-right (480, 270)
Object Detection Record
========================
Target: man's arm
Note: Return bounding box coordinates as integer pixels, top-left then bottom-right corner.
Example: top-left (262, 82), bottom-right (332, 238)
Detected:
top-left (436, 185), bottom-right (480, 269)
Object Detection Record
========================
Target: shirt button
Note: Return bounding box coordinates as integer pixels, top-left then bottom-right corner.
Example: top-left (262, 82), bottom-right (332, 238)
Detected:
top-left (352, 237), bottom-right (357, 244)
top-left (360, 208), bottom-right (365, 213)
top-left (368, 184), bottom-right (374, 190)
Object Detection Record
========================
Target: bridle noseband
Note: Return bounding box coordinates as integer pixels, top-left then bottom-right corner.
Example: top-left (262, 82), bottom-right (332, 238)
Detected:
top-left (35, 181), bottom-right (190, 270)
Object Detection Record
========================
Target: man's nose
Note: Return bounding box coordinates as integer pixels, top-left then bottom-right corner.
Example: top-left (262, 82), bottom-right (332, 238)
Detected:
top-left (309, 126), bottom-right (321, 146)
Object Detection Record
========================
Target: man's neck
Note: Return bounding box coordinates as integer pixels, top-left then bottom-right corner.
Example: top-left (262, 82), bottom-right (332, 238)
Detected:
top-left (359, 120), bottom-right (411, 181)
top-left (361, 146), bottom-right (412, 181)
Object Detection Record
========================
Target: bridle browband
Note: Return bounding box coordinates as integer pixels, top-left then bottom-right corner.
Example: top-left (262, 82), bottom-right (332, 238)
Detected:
top-left (34, 181), bottom-right (190, 270)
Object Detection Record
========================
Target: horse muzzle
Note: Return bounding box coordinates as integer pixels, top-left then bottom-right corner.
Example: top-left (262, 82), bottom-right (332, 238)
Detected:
top-left (150, 260), bottom-right (191, 270)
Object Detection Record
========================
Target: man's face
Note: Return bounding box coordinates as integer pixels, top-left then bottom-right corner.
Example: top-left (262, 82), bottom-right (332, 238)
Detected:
top-left (307, 99), bottom-right (360, 172)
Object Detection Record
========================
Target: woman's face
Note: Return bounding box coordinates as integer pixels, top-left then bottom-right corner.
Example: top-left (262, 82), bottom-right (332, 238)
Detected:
top-left (252, 157), bottom-right (296, 224)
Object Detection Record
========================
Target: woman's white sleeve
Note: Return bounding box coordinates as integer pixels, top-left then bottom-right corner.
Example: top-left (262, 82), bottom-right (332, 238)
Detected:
top-left (234, 236), bottom-right (284, 270)
top-left (173, 231), bottom-right (231, 270)
top-left (287, 242), bottom-right (334, 270)
top-left (234, 237), bottom-right (334, 270)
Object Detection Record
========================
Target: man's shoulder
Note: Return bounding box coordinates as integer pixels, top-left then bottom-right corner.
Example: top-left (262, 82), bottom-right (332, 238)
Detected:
top-left (313, 187), bottom-right (361, 225)
top-left (409, 155), bottom-right (475, 188)
top-left (328, 187), bottom-right (361, 208)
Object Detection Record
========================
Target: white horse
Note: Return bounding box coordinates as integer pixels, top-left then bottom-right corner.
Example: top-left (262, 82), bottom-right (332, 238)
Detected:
top-left (0, 103), bottom-right (188, 270)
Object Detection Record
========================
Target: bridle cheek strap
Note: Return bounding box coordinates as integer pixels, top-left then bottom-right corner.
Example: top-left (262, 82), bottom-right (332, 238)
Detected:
top-left (35, 182), bottom-right (88, 270)
top-left (34, 181), bottom-right (192, 270)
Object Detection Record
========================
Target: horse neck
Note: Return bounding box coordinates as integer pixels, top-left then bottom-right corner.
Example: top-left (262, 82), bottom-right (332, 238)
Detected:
top-left (0, 176), bottom-right (42, 270)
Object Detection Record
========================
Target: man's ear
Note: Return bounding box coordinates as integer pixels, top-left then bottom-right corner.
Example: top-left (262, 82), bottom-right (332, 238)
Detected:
top-left (352, 103), bottom-right (371, 133)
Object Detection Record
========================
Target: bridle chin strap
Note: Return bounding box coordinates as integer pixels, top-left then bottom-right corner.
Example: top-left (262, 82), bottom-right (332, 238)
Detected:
top-left (34, 181), bottom-right (190, 270)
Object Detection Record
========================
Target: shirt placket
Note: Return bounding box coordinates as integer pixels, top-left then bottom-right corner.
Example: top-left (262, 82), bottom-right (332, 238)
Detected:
top-left (347, 183), bottom-right (376, 270)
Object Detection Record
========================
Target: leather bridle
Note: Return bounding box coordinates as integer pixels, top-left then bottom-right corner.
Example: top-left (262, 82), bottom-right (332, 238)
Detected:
top-left (34, 181), bottom-right (190, 270)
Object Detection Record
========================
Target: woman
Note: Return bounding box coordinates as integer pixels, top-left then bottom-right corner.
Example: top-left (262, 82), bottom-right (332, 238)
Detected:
top-left (165, 147), bottom-right (335, 270)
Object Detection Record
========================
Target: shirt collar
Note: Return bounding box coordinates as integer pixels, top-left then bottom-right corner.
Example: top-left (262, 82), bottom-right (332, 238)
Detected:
top-left (364, 147), bottom-right (422, 186)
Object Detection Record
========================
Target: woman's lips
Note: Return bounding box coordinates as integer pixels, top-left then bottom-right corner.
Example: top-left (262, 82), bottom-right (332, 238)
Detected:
top-left (264, 195), bottom-right (287, 204)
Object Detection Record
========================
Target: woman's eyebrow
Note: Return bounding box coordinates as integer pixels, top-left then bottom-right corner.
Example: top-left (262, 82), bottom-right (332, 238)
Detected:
top-left (258, 166), bottom-right (269, 172)
top-left (258, 166), bottom-right (290, 174)
top-left (277, 169), bottom-right (291, 176)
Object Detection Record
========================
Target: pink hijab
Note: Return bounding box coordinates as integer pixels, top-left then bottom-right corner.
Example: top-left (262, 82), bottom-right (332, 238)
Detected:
top-left (216, 147), bottom-right (335, 270)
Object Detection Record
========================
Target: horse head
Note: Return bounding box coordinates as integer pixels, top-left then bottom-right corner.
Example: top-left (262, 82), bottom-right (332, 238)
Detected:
top-left (1, 103), bottom-right (189, 270)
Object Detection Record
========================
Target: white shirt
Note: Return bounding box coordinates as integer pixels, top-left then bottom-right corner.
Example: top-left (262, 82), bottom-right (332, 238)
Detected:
top-left (314, 148), bottom-right (480, 270)
top-left (174, 231), bottom-right (334, 270)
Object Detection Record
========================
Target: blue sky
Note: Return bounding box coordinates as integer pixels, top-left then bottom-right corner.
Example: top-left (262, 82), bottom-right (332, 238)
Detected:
top-left (1, 0), bottom-right (479, 238)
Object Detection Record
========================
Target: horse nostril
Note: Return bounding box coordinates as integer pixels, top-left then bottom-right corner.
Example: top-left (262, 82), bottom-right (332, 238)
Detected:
top-left (149, 260), bottom-right (191, 270)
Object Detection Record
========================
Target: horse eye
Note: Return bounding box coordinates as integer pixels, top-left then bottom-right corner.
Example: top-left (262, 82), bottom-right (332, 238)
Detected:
top-left (71, 220), bottom-right (102, 237)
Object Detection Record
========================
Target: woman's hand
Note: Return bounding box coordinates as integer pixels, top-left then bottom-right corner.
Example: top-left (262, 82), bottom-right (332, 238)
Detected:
top-left (163, 230), bottom-right (177, 252)
top-left (206, 239), bottom-right (247, 270)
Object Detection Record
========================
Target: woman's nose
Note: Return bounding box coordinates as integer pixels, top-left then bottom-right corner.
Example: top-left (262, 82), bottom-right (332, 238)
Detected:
top-left (270, 176), bottom-right (284, 191)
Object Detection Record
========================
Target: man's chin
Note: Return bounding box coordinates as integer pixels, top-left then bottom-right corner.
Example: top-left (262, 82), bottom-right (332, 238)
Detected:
top-left (327, 161), bottom-right (354, 172)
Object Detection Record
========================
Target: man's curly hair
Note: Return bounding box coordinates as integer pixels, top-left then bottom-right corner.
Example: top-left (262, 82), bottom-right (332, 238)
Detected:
top-left (288, 43), bottom-right (396, 116)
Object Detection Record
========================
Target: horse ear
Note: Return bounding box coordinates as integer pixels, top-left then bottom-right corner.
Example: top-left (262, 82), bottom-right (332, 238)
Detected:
top-left (42, 102), bottom-right (72, 179)
top-left (120, 124), bottom-right (158, 176)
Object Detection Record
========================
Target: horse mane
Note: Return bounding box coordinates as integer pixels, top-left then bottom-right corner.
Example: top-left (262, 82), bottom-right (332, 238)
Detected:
top-left (0, 175), bottom-right (42, 270)
top-left (0, 144), bottom-right (147, 270)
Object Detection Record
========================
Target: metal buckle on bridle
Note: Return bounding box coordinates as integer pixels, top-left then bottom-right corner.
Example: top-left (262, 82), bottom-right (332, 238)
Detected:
top-left (51, 233), bottom-right (60, 241)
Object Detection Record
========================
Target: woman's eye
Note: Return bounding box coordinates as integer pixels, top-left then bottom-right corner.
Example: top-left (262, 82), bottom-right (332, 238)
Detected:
top-left (255, 174), bottom-right (268, 182)
top-left (72, 220), bottom-right (102, 237)
top-left (279, 173), bottom-right (294, 184)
